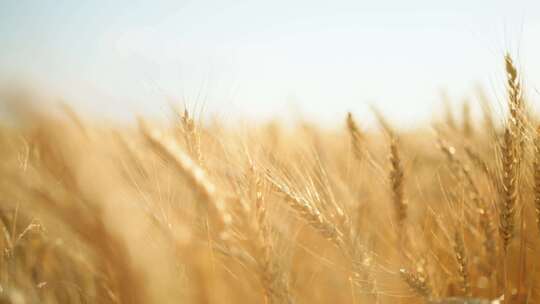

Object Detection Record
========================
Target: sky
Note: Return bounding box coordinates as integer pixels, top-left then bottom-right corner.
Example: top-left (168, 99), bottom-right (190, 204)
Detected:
top-left (1, 0), bottom-right (540, 127)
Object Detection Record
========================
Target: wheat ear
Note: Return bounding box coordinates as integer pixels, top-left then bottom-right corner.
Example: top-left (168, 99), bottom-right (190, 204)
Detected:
top-left (389, 136), bottom-right (407, 228)
top-left (400, 268), bottom-right (432, 298)
top-left (453, 231), bottom-right (470, 296)
top-left (346, 112), bottom-right (364, 162)
top-left (265, 172), bottom-right (343, 249)
top-left (139, 119), bottom-right (232, 241)
top-left (462, 100), bottom-right (473, 137)
top-left (500, 127), bottom-right (517, 252)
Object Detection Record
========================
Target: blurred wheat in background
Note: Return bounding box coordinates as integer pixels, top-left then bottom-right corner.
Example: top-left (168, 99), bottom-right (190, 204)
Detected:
top-left (0, 53), bottom-right (538, 304)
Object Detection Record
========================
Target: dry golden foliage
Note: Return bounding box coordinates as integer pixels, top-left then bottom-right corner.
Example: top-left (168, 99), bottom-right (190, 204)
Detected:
top-left (0, 54), bottom-right (537, 304)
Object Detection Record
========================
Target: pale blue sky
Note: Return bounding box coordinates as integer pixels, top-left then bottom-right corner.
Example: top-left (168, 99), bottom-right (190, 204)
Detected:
top-left (1, 0), bottom-right (540, 126)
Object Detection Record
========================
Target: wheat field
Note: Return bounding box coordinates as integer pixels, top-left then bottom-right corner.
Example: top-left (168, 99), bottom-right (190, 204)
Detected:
top-left (0, 54), bottom-right (538, 304)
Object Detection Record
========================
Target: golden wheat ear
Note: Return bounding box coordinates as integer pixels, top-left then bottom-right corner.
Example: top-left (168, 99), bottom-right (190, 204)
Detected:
top-left (399, 268), bottom-right (432, 298)
top-left (500, 127), bottom-right (517, 253)
top-left (453, 230), bottom-right (470, 296)
top-left (138, 118), bottom-right (232, 241)
top-left (264, 170), bottom-right (343, 248)
top-left (462, 99), bottom-right (473, 138)
top-left (346, 112), bottom-right (364, 162)
top-left (389, 135), bottom-right (406, 229)
top-left (499, 54), bottom-right (523, 254)
top-left (505, 54), bottom-right (526, 156)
